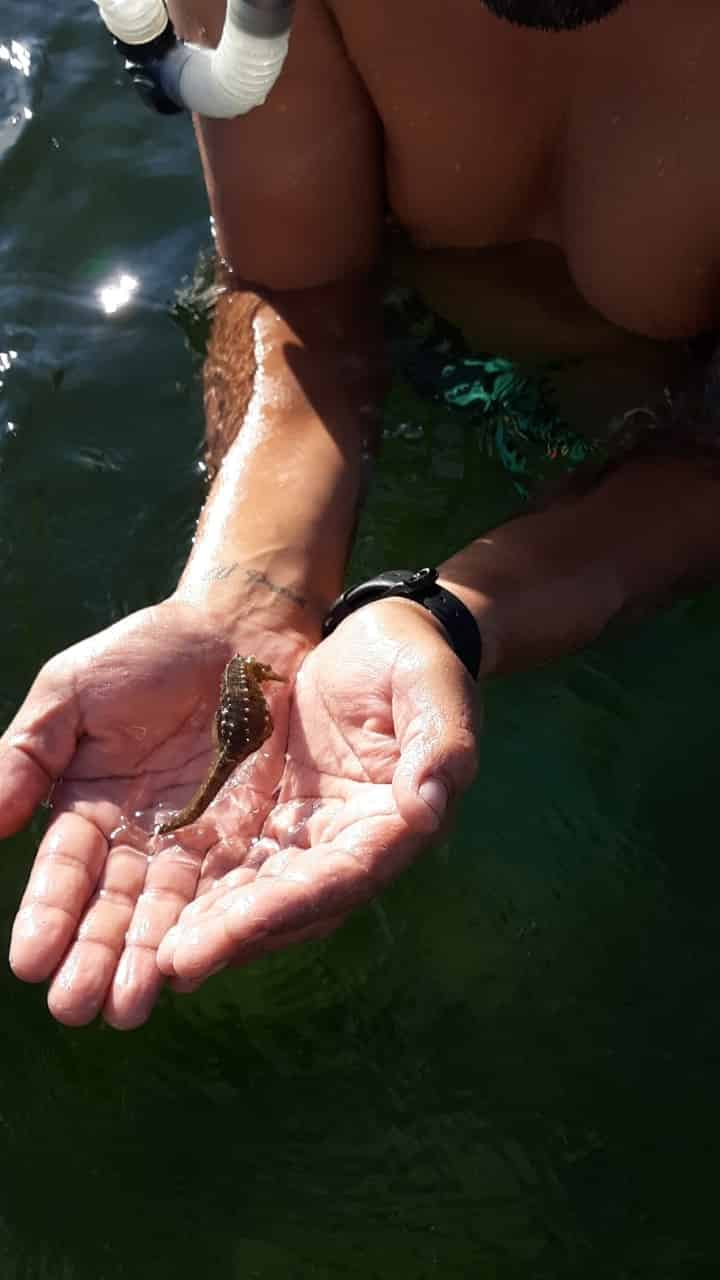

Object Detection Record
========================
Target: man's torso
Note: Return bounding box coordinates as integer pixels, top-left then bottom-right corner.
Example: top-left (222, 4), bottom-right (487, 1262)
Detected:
top-left (328, 0), bottom-right (718, 332)
top-left (327, 0), bottom-right (719, 426)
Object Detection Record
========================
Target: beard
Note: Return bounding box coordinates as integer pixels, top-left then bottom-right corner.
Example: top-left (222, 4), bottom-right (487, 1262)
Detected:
top-left (481, 0), bottom-right (627, 30)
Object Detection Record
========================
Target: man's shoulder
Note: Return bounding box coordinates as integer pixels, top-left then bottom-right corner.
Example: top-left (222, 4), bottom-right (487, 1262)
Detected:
top-left (189, 0), bottom-right (384, 288)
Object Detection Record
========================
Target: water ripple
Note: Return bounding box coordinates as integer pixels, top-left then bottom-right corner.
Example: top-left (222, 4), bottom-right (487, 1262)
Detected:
top-left (0, 35), bottom-right (40, 161)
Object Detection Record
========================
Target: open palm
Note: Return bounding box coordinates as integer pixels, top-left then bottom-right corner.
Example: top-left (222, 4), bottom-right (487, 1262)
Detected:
top-left (157, 599), bottom-right (480, 984)
top-left (1, 597), bottom-right (306, 1027)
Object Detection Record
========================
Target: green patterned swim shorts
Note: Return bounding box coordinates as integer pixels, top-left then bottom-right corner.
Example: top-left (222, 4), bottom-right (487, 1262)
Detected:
top-left (384, 285), bottom-right (605, 499)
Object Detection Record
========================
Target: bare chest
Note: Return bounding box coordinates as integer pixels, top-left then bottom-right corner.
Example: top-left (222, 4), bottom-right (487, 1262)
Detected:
top-left (331, 0), bottom-right (720, 339)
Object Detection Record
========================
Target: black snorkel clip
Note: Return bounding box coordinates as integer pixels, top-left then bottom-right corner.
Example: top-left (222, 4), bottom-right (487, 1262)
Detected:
top-left (112, 22), bottom-right (184, 115)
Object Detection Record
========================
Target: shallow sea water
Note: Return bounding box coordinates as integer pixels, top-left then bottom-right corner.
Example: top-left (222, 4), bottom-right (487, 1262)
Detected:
top-left (3, 3), bottom-right (720, 1277)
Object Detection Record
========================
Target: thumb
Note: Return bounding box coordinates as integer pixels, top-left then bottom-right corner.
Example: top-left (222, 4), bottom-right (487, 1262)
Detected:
top-left (391, 638), bottom-right (481, 835)
top-left (0, 660), bottom-right (80, 837)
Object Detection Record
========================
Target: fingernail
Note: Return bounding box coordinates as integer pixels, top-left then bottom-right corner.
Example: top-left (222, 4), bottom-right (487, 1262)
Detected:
top-left (418, 778), bottom-right (449, 826)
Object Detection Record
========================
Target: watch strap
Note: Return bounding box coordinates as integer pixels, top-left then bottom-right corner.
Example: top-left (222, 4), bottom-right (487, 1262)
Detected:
top-left (322, 567), bottom-right (482, 680)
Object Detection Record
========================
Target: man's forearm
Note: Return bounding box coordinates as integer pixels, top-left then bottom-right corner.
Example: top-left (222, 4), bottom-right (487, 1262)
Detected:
top-left (439, 452), bottom-right (720, 676)
top-left (175, 278), bottom-right (384, 637)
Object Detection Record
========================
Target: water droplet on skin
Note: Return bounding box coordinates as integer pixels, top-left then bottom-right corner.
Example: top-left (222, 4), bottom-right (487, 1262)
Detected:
top-left (14, 904), bottom-right (44, 939)
top-left (249, 836), bottom-right (280, 857)
top-left (125, 916), bottom-right (151, 945)
top-left (109, 811), bottom-right (154, 849)
top-left (113, 951), bottom-right (134, 988)
top-left (56, 951), bottom-right (81, 992)
top-left (40, 783), bottom-right (55, 810)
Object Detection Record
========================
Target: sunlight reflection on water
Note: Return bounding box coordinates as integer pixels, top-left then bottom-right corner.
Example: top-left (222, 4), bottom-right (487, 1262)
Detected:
top-left (0, 40), bottom-right (31, 77)
top-left (0, 36), bottom-right (36, 159)
top-left (97, 271), bottom-right (139, 315)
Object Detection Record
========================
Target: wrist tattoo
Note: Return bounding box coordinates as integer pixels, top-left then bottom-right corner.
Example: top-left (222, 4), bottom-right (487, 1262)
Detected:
top-left (245, 568), bottom-right (307, 607)
top-left (202, 561), bottom-right (307, 607)
top-left (203, 562), bottom-right (239, 582)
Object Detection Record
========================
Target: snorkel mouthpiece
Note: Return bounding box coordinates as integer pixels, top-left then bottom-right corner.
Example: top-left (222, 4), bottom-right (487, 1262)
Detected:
top-left (95, 0), bottom-right (294, 118)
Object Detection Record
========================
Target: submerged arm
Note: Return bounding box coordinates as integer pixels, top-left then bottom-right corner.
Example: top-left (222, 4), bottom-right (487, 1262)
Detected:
top-left (440, 441), bottom-right (720, 676)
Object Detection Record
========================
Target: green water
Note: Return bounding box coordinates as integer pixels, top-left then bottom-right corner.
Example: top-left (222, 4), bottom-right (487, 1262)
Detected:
top-left (3, 3), bottom-right (720, 1276)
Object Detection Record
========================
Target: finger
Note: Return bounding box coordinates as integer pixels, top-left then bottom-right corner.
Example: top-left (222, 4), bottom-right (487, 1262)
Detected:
top-left (101, 842), bottom-right (204, 1029)
top-left (159, 812), bottom-right (414, 981)
top-left (167, 912), bottom-right (348, 995)
top-left (10, 812), bottom-right (107, 983)
top-left (391, 646), bottom-right (480, 833)
top-left (155, 864), bottom-right (257, 974)
top-left (48, 940), bottom-right (124, 1028)
top-left (102, 947), bottom-right (166, 1030)
top-left (45, 842), bottom-right (148, 1027)
top-left (0, 663), bottom-right (79, 838)
top-left (257, 911), bottom-right (349, 952)
top-left (169, 974), bottom-right (206, 994)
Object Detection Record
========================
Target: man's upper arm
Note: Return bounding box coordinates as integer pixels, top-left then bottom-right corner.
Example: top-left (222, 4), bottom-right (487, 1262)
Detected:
top-left (168, 0), bottom-right (384, 289)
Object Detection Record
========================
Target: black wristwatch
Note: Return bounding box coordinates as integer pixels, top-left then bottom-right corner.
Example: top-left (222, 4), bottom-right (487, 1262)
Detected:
top-left (322, 567), bottom-right (482, 680)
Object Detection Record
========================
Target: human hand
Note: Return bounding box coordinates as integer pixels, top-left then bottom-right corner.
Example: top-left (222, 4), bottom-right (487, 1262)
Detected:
top-left (2, 597), bottom-right (309, 1028)
top-left (156, 599), bottom-right (480, 983)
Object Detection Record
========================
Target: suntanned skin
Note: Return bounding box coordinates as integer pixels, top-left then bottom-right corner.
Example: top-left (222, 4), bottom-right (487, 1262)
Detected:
top-left (170, 0), bottom-right (720, 663)
top-left (178, 0), bottom-right (720, 336)
top-left (153, 0), bottom-right (720, 989)
top-left (7, 0), bottom-right (720, 1027)
top-left (338, 0), bottom-right (719, 341)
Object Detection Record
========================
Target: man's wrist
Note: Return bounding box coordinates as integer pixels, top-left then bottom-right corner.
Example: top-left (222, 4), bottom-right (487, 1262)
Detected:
top-left (436, 573), bottom-right (500, 677)
top-left (323, 568), bottom-right (483, 679)
top-left (172, 558), bottom-right (326, 645)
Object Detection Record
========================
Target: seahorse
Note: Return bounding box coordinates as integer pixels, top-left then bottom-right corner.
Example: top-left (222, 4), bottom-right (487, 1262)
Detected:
top-left (156, 655), bottom-right (285, 835)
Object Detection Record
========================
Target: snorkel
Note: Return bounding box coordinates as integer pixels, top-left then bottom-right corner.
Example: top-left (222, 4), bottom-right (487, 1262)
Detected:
top-left (95, 0), bottom-right (294, 116)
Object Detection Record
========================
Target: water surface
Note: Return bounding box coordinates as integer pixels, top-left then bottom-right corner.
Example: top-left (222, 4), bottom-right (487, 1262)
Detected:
top-left (3, 3), bottom-right (720, 1276)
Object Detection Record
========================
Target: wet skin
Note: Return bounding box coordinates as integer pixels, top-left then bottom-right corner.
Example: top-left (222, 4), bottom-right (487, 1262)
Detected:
top-left (173, 0), bottom-right (720, 346)
top-left (168, 0), bottom-right (720, 423)
top-left (330, 0), bottom-right (720, 343)
top-left (6, 0), bottom-right (720, 1032)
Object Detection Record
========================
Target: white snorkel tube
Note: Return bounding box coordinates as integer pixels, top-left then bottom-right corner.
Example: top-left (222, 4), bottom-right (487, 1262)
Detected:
top-left (95, 0), bottom-right (294, 118)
